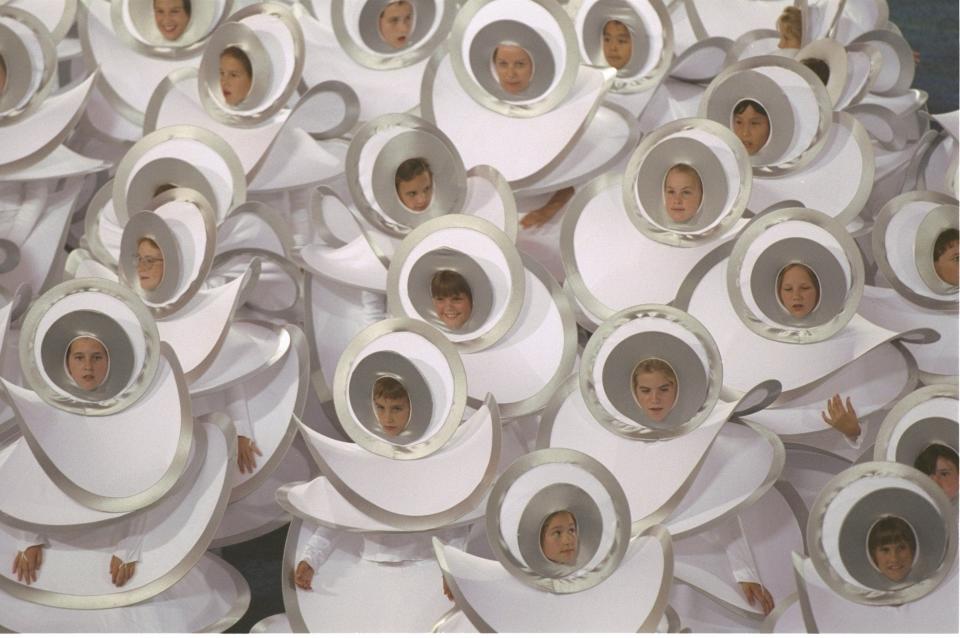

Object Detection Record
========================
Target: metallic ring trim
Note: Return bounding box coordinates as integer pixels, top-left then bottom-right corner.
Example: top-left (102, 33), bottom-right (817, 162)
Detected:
top-left (117, 188), bottom-right (218, 318)
top-left (699, 55), bottom-right (834, 177)
top-left (226, 200), bottom-right (296, 258)
top-left (806, 461), bottom-right (958, 606)
top-left (332, 318), bottom-right (467, 460)
top-left (579, 304), bottom-right (723, 440)
top-left (485, 448), bottom-right (632, 593)
top-left (346, 113), bottom-right (468, 238)
top-left (449, 0), bottom-right (580, 118)
top-left (195, 553), bottom-right (252, 632)
top-left (850, 28), bottom-right (914, 97)
top-left (113, 124), bottom-right (246, 226)
top-left (465, 164), bottom-right (519, 242)
top-left (577, 0), bottom-right (674, 94)
top-left (307, 186), bottom-right (352, 248)
top-left (82, 179), bottom-right (120, 269)
top-left (196, 2), bottom-right (305, 127)
top-left (330, 0), bottom-right (456, 70)
top-left (386, 215), bottom-right (525, 353)
top-left (18, 278), bottom-right (161, 416)
top-left (726, 207), bottom-right (865, 343)
top-left (109, 0), bottom-right (234, 58)
top-left (0, 238), bottom-right (19, 274)
top-left (213, 250), bottom-right (302, 317)
top-left (871, 190), bottom-right (959, 311)
top-left (6, 342), bottom-right (192, 513)
top-left (915, 205), bottom-right (959, 295)
top-left (823, 111), bottom-right (877, 227)
top-left (723, 28), bottom-right (779, 68)
top-left (0, 7), bottom-right (57, 124)
top-left (293, 79), bottom-right (361, 141)
top-left (873, 384), bottom-right (959, 466)
top-left (621, 117), bottom-right (752, 246)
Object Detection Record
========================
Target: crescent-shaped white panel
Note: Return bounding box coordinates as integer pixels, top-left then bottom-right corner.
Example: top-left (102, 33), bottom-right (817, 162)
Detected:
top-left (297, 400), bottom-right (496, 519)
top-left (0, 417), bottom-right (230, 601)
top-left (157, 273), bottom-right (249, 378)
top-left (248, 127), bottom-right (347, 193)
top-left (301, 236), bottom-right (388, 291)
top-left (2, 353), bottom-right (186, 502)
top-left (0, 74), bottom-right (96, 168)
top-left (0, 553), bottom-right (248, 632)
top-left (438, 533), bottom-right (666, 632)
top-left (429, 55), bottom-right (609, 183)
top-left (189, 321), bottom-right (287, 396)
top-left (687, 259), bottom-right (903, 392)
top-left (0, 145), bottom-right (108, 181)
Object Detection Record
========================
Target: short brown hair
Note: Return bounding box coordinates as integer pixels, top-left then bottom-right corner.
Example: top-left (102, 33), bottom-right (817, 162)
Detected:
top-left (934, 228), bottom-right (959, 261)
top-left (221, 46), bottom-right (252, 77)
top-left (914, 443), bottom-right (959, 475)
top-left (373, 376), bottom-right (408, 401)
top-left (800, 57), bottom-right (830, 85)
top-left (868, 516), bottom-right (916, 558)
top-left (431, 270), bottom-right (471, 301)
top-left (395, 157), bottom-right (431, 188)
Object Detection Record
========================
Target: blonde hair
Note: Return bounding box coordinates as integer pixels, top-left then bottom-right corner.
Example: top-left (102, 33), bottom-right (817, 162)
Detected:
top-left (665, 163), bottom-right (703, 190)
top-left (777, 7), bottom-right (802, 43)
top-left (631, 358), bottom-right (677, 390)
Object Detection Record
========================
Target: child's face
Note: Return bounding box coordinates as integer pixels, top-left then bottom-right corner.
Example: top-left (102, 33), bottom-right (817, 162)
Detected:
top-left (219, 54), bottom-right (252, 106)
top-left (778, 266), bottom-right (818, 318)
top-left (602, 21), bottom-right (632, 70)
top-left (633, 370), bottom-right (677, 422)
top-left (397, 171), bottom-right (433, 212)
top-left (540, 511), bottom-right (578, 565)
top-left (733, 105), bottom-right (770, 156)
top-left (67, 337), bottom-right (109, 391)
top-left (136, 239), bottom-right (165, 291)
top-left (930, 456), bottom-right (959, 500)
top-left (494, 45), bottom-right (533, 95)
top-left (663, 168), bottom-right (703, 223)
top-left (374, 394), bottom-right (411, 436)
top-left (379, 2), bottom-right (413, 49)
top-left (154, 0), bottom-right (190, 41)
top-left (934, 239), bottom-right (959, 286)
top-left (872, 540), bottom-right (913, 582)
top-left (432, 292), bottom-right (472, 329)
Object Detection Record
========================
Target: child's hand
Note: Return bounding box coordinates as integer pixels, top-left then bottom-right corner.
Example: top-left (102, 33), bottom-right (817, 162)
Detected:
top-left (110, 555), bottom-right (137, 587)
top-left (821, 394), bottom-right (861, 438)
top-left (295, 560), bottom-right (315, 590)
top-left (238, 436), bottom-right (262, 474)
top-left (12, 545), bottom-right (43, 585)
top-left (739, 581), bottom-right (774, 615)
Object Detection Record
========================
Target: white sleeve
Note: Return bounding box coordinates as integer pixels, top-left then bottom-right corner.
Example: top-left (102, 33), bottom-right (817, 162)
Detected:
top-left (115, 514), bottom-right (148, 564)
top-left (840, 418), bottom-right (867, 449)
top-left (224, 383), bottom-right (255, 440)
top-left (360, 290), bottom-right (387, 324)
top-left (15, 529), bottom-right (48, 550)
top-left (300, 526), bottom-right (342, 568)
top-left (703, 515), bottom-right (760, 584)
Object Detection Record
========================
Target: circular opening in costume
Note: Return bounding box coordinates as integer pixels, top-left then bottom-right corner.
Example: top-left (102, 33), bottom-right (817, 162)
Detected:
top-left (394, 157), bottom-right (434, 214)
top-left (661, 163), bottom-right (704, 225)
top-left (775, 262), bottom-right (821, 320)
top-left (468, 21), bottom-right (556, 103)
top-left (40, 311), bottom-right (136, 402)
top-left (134, 237), bottom-right (166, 292)
top-left (731, 99), bottom-right (771, 157)
top-left (407, 250), bottom-right (494, 335)
top-left (866, 516), bottom-right (918, 585)
top-left (219, 45), bottom-right (253, 107)
top-left (630, 357), bottom-right (679, 424)
top-left (348, 351), bottom-right (434, 444)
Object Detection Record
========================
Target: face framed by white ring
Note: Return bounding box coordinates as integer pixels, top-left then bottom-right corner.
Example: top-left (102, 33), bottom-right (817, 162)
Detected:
top-left (18, 278), bottom-right (161, 416)
top-left (0, 7), bottom-right (57, 124)
top-left (109, 0), bottom-right (234, 57)
top-left (197, 2), bottom-right (304, 126)
top-left (386, 215), bottom-right (525, 353)
top-left (117, 187), bottom-right (217, 318)
top-left (574, 0), bottom-right (672, 94)
top-left (449, 0), bottom-right (579, 118)
top-left (579, 304), bottom-right (723, 440)
top-left (807, 462), bottom-right (957, 605)
top-left (113, 125), bottom-right (246, 227)
top-left (622, 118), bottom-right (751, 245)
top-left (872, 191), bottom-right (959, 310)
top-left (699, 55), bottom-right (833, 176)
top-left (332, 318), bottom-right (467, 460)
top-left (330, 0), bottom-right (455, 69)
top-left (874, 385), bottom-right (959, 502)
top-left (485, 448), bottom-right (631, 592)
top-left (727, 207), bottom-right (864, 343)
top-left (346, 113), bottom-right (468, 237)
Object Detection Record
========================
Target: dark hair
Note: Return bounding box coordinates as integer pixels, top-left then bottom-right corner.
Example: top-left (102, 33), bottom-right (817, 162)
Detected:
top-left (868, 516), bottom-right (917, 558)
top-left (914, 443), bottom-right (959, 475)
top-left (395, 157), bottom-right (431, 188)
top-left (373, 376), bottom-right (408, 401)
top-left (733, 99), bottom-right (768, 117)
top-left (539, 510), bottom-right (577, 544)
top-left (0, 54), bottom-right (6, 76)
top-left (154, 0), bottom-right (191, 16)
top-left (800, 57), bottom-right (830, 85)
top-left (431, 270), bottom-right (472, 301)
top-left (934, 228), bottom-right (959, 261)
top-left (221, 46), bottom-right (252, 78)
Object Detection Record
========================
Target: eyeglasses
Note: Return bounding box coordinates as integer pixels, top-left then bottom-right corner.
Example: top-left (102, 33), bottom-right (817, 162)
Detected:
top-left (133, 255), bottom-right (164, 268)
